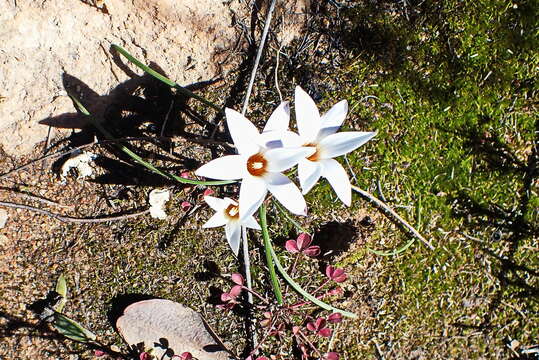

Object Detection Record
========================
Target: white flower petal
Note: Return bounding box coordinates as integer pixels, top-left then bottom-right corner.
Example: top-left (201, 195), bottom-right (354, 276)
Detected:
top-left (259, 130), bottom-right (302, 149)
top-left (243, 216), bottom-right (261, 230)
top-left (319, 131), bottom-right (376, 159)
top-left (265, 146), bottom-right (315, 172)
top-left (298, 158), bottom-right (322, 194)
top-left (239, 175), bottom-right (268, 221)
top-left (263, 101), bottom-right (290, 133)
top-left (203, 196), bottom-right (228, 211)
top-left (265, 172), bottom-right (308, 216)
top-left (295, 86), bottom-right (321, 143)
top-left (202, 212), bottom-right (228, 228)
top-left (321, 159), bottom-right (352, 206)
top-left (319, 100), bottom-right (348, 138)
top-left (225, 222), bottom-right (242, 256)
top-left (225, 108), bottom-right (261, 155)
top-left (195, 155), bottom-right (246, 180)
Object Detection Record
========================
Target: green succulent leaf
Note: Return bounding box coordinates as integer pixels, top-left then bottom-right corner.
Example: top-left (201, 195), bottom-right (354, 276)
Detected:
top-left (53, 313), bottom-right (97, 343)
top-left (54, 274), bottom-right (67, 313)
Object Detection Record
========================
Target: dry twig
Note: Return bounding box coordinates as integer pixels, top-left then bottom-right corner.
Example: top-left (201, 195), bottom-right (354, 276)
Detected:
top-left (0, 201), bottom-right (149, 224)
top-left (351, 185), bottom-right (435, 250)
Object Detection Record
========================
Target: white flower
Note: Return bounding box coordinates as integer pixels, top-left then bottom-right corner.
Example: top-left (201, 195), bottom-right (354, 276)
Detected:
top-left (202, 196), bottom-right (261, 255)
top-left (195, 106), bottom-right (315, 221)
top-left (148, 188), bottom-right (170, 219)
top-left (292, 86), bottom-right (376, 206)
top-left (61, 151), bottom-right (97, 179)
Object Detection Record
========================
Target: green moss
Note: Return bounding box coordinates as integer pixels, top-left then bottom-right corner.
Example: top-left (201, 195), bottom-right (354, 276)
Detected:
top-left (299, 0), bottom-right (538, 358)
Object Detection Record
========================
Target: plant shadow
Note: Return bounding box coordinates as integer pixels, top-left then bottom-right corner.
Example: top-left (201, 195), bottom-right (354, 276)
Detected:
top-left (37, 46), bottom-right (233, 189)
top-left (447, 117), bottom-right (538, 332)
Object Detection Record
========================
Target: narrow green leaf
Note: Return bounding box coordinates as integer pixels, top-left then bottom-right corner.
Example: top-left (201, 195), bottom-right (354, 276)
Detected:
top-left (68, 94), bottom-right (234, 187)
top-left (112, 44), bottom-right (177, 87)
top-left (54, 274), bottom-right (67, 313)
top-left (368, 238), bottom-right (415, 256)
top-left (111, 44), bottom-right (221, 111)
top-left (259, 204), bottom-right (283, 305)
top-left (53, 313), bottom-right (97, 343)
top-left (267, 239), bottom-right (358, 319)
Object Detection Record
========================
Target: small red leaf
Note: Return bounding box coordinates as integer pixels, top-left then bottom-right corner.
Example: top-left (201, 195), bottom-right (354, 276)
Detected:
top-left (324, 352), bottom-right (340, 360)
top-left (327, 312), bottom-right (343, 323)
top-left (318, 327), bottom-right (332, 337)
top-left (229, 285), bottom-right (243, 298)
top-left (94, 349), bottom-right (106, 357)
top-left (139, 352), bottom-right (151, 360)
top-left (181, 201), bottom-right (192, 211)
top-left (179, 352), bottom-right (193, 360)
top-left (231, 273), bottom-right (244, 286)
top-left (296, 233), bottom-right (312, 250)
top-left (306, 322), bottom-right (317, 332)
top-left (315, 318), bottom-right (326, 329)
top-left (326, 265), bottom-right (347, 283)
top-left (285, 240), bottom-right (300, 253)
top-left (220, 293), bottom-right (233, 302)
top-left (303, 245), bottom-right (321, 257)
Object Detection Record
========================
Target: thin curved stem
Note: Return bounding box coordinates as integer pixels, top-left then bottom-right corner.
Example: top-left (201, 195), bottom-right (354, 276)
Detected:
top-left (0, 201), bottom-right (149, 223)
top-left (266, 237), bottom-right (358, 319)
top-left (241, 0), bottom-right (277, 115)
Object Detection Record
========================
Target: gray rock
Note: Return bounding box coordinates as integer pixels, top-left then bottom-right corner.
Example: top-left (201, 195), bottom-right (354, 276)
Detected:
top-left (0, 0), bottom-right (309, 157)
top-left (116, 299), bottom-right (228, 360)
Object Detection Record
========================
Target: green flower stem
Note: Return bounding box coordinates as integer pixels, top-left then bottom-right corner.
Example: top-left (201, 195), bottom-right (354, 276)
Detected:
top-left (259, 204), bottom-right (283, 305)
top-left (111, 44), bottom-right (221, 112)
top-left (266, 237), bottom-right (358, 319)
top-left (69, 94), bottom-right (233, 186)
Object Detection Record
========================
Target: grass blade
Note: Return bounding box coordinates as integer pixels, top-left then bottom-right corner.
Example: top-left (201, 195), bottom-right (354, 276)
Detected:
top-left (111, 44), bottom-right (221, 111)
top-left (259, 204), bottom-right (283, 305)
top-left (368, 238), bottom-right (415, 256)
top-left (68, 94), bottom-right (234, 186)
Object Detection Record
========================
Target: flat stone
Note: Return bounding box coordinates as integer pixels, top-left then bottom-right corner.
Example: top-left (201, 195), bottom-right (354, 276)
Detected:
top-left (116, 299), bottom-right (228, 360)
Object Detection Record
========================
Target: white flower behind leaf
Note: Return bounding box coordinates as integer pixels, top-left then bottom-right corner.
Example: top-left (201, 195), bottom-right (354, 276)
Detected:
top-left (293, 86), bottom-right (376, 206)
top-left (61, 151), bottom-right (97, 180)
top-left (148, 189), bottom-right (170, 220)
top-left (195, 107), bottom-right (315, 221)
top-left (203, 196), bottom-right (261, 256)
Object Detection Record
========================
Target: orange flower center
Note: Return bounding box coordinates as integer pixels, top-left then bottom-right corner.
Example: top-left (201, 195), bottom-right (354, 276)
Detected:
top-left (225, 204), bottom-right (239, 220)
top-left (305, 143), bottom-right (320, 162)
top-left (247, 153), bottom-right (268, 177)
